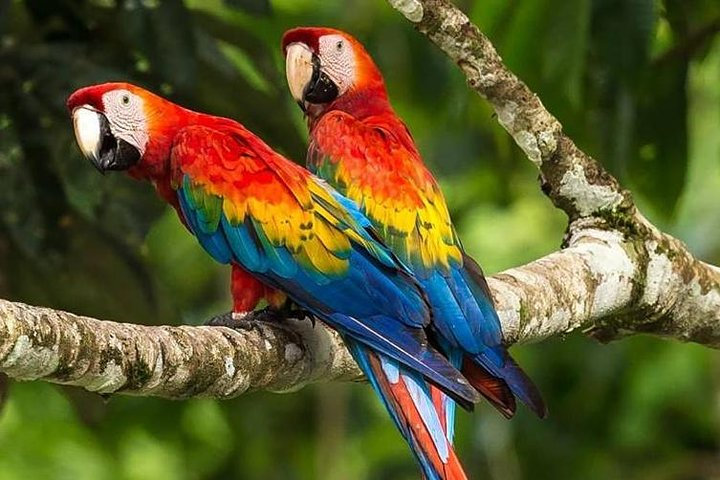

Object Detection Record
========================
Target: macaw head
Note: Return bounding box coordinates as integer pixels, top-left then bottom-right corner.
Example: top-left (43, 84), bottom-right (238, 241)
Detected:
top-left (66, 82), bottom-right (183, 177)
top-left (282, 27), bottom-right (387, 115)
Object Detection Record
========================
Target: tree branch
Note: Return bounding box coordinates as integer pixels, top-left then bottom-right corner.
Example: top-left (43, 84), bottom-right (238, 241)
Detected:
top-left (1, 220), bottom-right (718, 397)
top-left (387, 0), bottom-right (720, 344)
top-left (390, 0), bottom-right (630, 219)
top-left (0, 299), bottom-right (361, 397)
top-left (0, 0), bottom-right (718, 397)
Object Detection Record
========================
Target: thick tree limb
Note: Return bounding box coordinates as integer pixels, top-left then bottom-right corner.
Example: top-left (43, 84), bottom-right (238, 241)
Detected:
top-left (0, 299), bottom-right (361, 397)
top-left (0, 0), bottom-right (718, 397)
top-left (1, 221), bottom-right (718, 397)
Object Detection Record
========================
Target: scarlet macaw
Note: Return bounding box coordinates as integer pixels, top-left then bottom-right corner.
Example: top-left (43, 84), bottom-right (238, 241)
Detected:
top-left (282, 27), bottom-right (546, 438)
top-left (67, 82), bottom-right (477, 479)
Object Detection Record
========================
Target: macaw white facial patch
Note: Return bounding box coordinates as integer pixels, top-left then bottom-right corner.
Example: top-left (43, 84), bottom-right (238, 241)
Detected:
top-left (318, 34), bottom-right (355, 96)
top-left (102, 89), bottom-right (149, 156)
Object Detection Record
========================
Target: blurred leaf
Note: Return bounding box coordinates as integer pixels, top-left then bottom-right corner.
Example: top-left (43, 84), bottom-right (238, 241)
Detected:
top-left (591, 0), bottom-right (656, 82)
top-left (119, 1), bottom-right (198, 95)
top-left (0, 0), bottom-right (10, 32)
top-left (216, 39), bottom-right (272, 93)
top-left (630, 59), bottom-right (688, 216)
top-left (664, 0), bottom-right (720, 38)
top-left (223, 0), bottom-right (272, 16)
top-left (145, 208), bottom-right (225, 316)
top-left (0, 374), bottom-right (8, 415)
top-left (469, 0), bottom-right (512, 34)
top-left (0, 382), bottom-right (114, 480)
top-left (119, 428), bottom-right (184, 480)
top-left (542, 0), bottom-right (592, 109)
top-left (181, 400), bottom-right (233, 475)
top-left (584, 0), bottom-right (696, 215)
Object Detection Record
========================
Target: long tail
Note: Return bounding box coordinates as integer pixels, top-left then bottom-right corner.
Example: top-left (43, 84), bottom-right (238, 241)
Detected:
top-left (346, 339), bottom-right (469, 480)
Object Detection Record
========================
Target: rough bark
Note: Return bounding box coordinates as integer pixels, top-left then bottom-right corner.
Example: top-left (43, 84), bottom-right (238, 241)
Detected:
top-left (0, 0), bottom-right (718, 398)
top-left (0, 299), bottom-right (361, 397)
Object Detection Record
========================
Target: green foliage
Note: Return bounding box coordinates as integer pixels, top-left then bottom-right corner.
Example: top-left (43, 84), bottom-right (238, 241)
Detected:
top-left (0, 0), bottom-right (719, 479)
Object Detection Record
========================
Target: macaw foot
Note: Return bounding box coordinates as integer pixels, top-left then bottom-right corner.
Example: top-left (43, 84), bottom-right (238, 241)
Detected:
top-left (205, 311), bottom-right (238, 328)
top-left (205, 309), bottom-right (274, 330)
top-left (205, 307), bottom-right (307, 335)
top-left (283, 305), bottom-right (315, 325)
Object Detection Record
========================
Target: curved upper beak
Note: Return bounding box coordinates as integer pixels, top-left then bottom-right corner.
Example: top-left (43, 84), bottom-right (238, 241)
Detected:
top-left (71, 105), bottom-right (140, 173)
top-left (285, 42), bottom-right (339, 109)
top-left (72, 106), bottom-right (104, 168)
top-left (285, 43), bottom-right (314, 105)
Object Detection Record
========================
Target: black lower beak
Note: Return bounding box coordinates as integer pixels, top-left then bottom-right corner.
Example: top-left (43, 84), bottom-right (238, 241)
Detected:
top-left (303, 54), bottom-right (339, 105)
top-left (92, 114), bottom-right (140, 173)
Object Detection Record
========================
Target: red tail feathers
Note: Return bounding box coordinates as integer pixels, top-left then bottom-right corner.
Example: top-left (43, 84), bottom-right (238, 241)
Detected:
top-left (368, 353), bottom-right (469, 480)
top-left (462, 358), bottom-right (517, 419)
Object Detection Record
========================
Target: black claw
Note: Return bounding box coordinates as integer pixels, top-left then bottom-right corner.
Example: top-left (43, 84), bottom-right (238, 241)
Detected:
top-left (299, 310), bottom-right (316, 327)
top-left (251, 308), bottom-right (285, 324)
top-left (233, 320), bottom-right (260, 331)
top-left (284, 306), bottom-right (314, 325)
top-left (205, 311), bottom-right (236, 328)
top-left (205, 307), bottom-right (303, 339)
top-left (204, 311), bottom-right (270, 331)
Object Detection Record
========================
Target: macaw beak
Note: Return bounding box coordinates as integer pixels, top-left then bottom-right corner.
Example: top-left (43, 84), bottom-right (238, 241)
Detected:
top-left (71, 105), bottom-right (140, 173)
top-left (285, 42), bottom-right (339, 109)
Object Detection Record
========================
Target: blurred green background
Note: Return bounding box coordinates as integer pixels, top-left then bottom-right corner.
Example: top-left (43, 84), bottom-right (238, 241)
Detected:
top-left (0, 0), bottom-right (719, 479)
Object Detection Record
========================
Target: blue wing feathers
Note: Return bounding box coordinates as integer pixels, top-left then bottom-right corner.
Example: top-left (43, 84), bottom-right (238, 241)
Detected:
top-left (456, 266), bottom-right (504, 349)
top-left (177, 176), bottom-right (478, 407)
top-left (422, 272), bottom-right (481, 354)
top-left (247, 218), bottom-right (298, 278)
top-left (220, 217), bottom-right (268, 272)
top-left (178, 186), bottom-right (233, 264)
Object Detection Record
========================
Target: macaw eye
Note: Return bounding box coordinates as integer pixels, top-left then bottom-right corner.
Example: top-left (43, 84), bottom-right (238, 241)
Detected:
top-left (335, 40), bottom-right (343, 51)
top-left (121, 94), bottom-right (130, 105)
